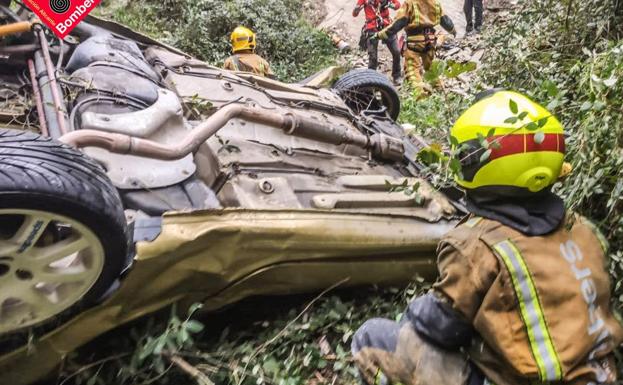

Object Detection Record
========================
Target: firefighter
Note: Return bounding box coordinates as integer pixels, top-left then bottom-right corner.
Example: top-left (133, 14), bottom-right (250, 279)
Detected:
top-left (375, 0), bottom-right (456, 92)
top-left (351, 90), bottom-right (623, 385)
top-left (223, 26), bottom-right (275, 79)
top-left (353, 0), bottom-right (403, 85)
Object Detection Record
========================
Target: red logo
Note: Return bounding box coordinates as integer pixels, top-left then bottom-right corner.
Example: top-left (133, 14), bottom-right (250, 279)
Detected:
top-left (23, 0), bottom-right (101, 38)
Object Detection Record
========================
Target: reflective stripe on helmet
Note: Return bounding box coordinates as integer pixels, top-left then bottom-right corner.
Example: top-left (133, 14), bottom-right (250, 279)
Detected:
top-left (488, 133), bottom-right (565, 161)
top-left (493, 240), bottom-right (563, 381)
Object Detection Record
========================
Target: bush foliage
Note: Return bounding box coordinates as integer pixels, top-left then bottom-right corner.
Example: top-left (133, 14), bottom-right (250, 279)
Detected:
top-left (98, 0), bottom-right (337, 82)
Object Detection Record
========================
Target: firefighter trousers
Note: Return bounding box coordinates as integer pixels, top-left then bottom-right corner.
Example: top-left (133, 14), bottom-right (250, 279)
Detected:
top-left (351, 318), bottom-right (473, 385)
top-left (367, 34), bottom-right (402, 81)
top-left (404, 43), bottom-right (435, 92)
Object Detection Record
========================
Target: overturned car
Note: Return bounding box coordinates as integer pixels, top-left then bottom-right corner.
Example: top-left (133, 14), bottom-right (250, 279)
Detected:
top-left (0, 2), bottom-right (461, 383)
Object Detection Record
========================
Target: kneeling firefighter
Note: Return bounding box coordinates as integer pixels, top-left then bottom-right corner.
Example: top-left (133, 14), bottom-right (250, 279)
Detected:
top-left (351, 91), bottom-right (623, 385)
top-left (374, 0), bottom-right (456, 92)
top-left (223, 26), bottom-right (275, 79)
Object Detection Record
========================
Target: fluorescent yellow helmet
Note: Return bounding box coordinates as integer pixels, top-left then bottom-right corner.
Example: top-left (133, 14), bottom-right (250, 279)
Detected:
top-left (231, 26), bottom-right (256, 53)
top-left (451, 91), bottom-right (565, 194)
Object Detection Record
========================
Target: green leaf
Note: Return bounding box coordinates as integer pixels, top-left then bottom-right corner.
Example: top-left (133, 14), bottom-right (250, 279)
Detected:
top-left (153, 336), bottom-right (167, 355)
top-left (139, 338), bottom-right (158, 361)
top-left (543, 80), bottom-right (559, 97)
top-left (537, 117), bottom-right (549, 128)
top-left (175, 328), bottom-right (190, 347)
top-left (444, 60), bottom-right (477, 78)
top-left (546, 99), bottom-right (559, 110)
top-left (580, 101), bottom-right (593, 111)
top-left (526, 122), bottom-right (539, 131)
top-left (534, 130), bottom-right (545, 144)
top-left (423, 60), bottom-right (446, 83)
top-left (449, 135), bottom-right (460, 147)
top-left (509, 99), bottom-right (518, 114)
top-left (185, 320), bottom-right (205, 334)
top-left (263, 357), bottom-right (280, 374)
top-left (504, 117), bottom-right (518, 124)
top-left (486, 128), bottom-right (496, 138)
top-left (518, 111), bottom-right (529, 120)
top-left (593, 101), bottom-right (607, 111)
top-left (480, 149), bottom-right (492, 163)
top-left (187, 303), bottom-right (203, 318)
top-left (603, 76), bottom-right (618, 88)
top-left (449, 158), bottom-right (462, 175)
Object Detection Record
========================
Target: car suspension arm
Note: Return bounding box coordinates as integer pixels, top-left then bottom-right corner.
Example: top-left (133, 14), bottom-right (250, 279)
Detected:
top-left (60, 104), bottom-right (405, 162)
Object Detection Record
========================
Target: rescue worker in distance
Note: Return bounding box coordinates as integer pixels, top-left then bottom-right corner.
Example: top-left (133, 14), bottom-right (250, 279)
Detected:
top-left (223, 26), bottom-right (275, 79)
top-left (375, 0), bottom-right (456, 92)
top-left (352, 90), bottom-right (623, 385)
top-left (353, 0), bottom-right (403, 85)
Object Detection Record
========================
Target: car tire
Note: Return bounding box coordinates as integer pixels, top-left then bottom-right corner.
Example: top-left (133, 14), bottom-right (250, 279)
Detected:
top-left (333, 69), bottom-right (401, 120)
top-left (0, 128), bottom-right (129, 341)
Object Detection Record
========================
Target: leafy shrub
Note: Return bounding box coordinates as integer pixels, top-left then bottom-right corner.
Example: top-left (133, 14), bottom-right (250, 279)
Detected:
top-left (98, 0), bottom-right (337, 82)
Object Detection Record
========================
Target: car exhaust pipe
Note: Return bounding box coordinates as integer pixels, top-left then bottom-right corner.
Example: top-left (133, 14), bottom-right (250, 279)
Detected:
top-left (27, 59), bottom-right (49, 137)
top-left (35, 26), bottom-right (69, 137)
top-left (60, 104), bottom-right (404, 161)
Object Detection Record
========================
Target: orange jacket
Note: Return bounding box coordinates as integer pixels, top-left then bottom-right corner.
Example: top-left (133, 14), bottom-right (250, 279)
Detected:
top-left (433, 215), bottom-right (623, 385)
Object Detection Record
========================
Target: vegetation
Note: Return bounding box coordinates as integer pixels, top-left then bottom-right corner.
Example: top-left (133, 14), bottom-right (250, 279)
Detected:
top-left (62, 284), bottom-right (429, 385)
top-left (97, 0), bottom-right (337, 82)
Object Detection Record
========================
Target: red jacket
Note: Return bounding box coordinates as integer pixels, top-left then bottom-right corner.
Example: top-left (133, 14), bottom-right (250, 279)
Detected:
top-left (353, 0), bottom-right (401, 32)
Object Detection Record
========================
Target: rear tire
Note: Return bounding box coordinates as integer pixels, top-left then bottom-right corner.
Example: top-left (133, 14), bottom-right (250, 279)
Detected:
top-left (333, 69), bottom-right (401, 120)
top-left (0, 128), bottom-right (128, 342)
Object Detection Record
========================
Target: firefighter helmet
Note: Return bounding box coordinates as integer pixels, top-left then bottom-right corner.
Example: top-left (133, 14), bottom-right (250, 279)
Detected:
top-left (231, 26), bottom-right (256, 53)
top-left (451, 91), bottom-right (565, 194)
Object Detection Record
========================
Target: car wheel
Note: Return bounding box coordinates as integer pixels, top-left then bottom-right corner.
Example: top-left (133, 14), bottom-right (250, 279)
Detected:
top-left (0, 128), bottom-right (128, 338)
top-left (333, 69), bottom-right (401, 120)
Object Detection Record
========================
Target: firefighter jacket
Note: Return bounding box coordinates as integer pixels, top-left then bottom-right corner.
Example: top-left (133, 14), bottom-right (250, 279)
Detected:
top-left (353, 0), bottom-right (401, 32)
top-left (223, 52), bottom-right (275, 79)
top-left (416, 215), bottom-right (623, 385)
top-left (380, 0), bottom-right (455, 38)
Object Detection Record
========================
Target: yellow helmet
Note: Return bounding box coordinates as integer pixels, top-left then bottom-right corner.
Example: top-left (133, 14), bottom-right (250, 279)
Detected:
top-left (231, 26), bottom-right (256, 53)
top-left (451, 90), bottom-right (565, 194)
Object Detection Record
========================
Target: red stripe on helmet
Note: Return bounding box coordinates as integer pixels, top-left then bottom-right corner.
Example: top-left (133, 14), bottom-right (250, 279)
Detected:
top-left (488, 133), bottom-right (565, 160)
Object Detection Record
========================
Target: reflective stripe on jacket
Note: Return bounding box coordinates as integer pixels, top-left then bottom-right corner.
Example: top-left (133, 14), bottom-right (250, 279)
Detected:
top-left (432, 215), bottom-right (623, 385)
top-left (396, 0), bottom-right (442, 33)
